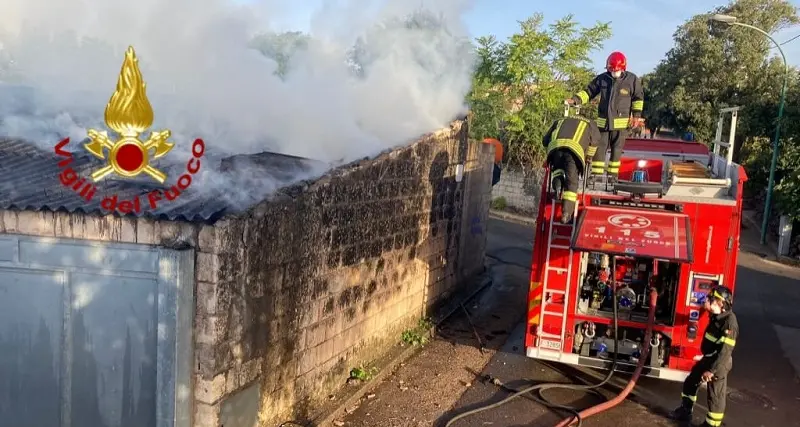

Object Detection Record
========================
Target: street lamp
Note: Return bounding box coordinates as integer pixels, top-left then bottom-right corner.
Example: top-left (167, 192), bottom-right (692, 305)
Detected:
top-left (710, 13), bottom-right (789, 245)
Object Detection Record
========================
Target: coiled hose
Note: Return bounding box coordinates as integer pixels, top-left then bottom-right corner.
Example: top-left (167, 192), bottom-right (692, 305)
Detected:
top-left (444, 282), bottom-right (630, 427)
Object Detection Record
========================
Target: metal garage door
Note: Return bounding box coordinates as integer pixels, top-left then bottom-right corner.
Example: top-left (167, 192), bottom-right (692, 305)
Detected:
top-left (0, 233), bottom-right (194, 427)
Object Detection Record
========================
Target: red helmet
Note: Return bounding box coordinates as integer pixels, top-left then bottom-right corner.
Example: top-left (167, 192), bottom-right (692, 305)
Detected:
top-left (606, 51), bottom-right (627, 72)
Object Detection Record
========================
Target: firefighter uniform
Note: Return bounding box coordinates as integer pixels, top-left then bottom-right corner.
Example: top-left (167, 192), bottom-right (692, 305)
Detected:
top-left (677, 304), bottom-right (739, 426)
top-left (571, 71), bottom-right (644, 179)
top-left (542, 117), bottom-right (601, 223)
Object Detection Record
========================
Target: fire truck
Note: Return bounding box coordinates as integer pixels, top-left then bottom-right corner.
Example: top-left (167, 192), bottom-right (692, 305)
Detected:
top-left (525, 106), bottom-right (747, 382)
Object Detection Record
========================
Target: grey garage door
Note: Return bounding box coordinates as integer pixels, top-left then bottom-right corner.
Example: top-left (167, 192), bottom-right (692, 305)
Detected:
top-left (0, 233), bottom-right (194, 427)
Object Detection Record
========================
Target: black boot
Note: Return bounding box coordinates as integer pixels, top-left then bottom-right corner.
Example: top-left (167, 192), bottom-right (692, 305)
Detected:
top-left (668, 405), bottom-right (692, 422)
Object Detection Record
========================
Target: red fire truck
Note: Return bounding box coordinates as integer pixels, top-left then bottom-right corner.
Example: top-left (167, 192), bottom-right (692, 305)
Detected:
top-left (525, 107), bottom-right (747, 382)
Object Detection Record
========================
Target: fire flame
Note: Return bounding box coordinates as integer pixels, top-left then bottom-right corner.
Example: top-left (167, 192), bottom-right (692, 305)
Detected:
top-left (104, 46), bottom-right (154, 136)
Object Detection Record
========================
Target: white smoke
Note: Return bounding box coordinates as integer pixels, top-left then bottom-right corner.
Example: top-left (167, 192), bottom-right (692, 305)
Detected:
top-left (0, 0), bottom-right (476, 207)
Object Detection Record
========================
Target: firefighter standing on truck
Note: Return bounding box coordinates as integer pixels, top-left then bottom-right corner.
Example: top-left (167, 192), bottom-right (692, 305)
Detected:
top-left (566, 51), bottom-right (644, 185)
top-left (542, 115), bottom-right (601, 223)
top-left (670, 285), bottom-right (739, 427)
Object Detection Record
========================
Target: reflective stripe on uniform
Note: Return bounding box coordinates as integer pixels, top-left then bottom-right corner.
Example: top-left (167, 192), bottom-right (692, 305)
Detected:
top-left (562, 191), bottom-right (578, 202)
top-left (576, 91), bottom-right (589, 104)
top-left (551, 169), bottom-right (565, 178)
top-left (704, 333), bottom-right (736, 347)
top-left (607, 160), bottom-right (621, 174)
top-left (591, 160), bottom-right (605, 174)
top-left (680, 393), bottom-right (697, 402)
top-left (705, 412), bottom-right (724, 426)
top-left (586, 146), bottom-right (597, 157)
top-left (612, 118), bottom-right (629, 129)
top-left (632, 100), bottom-right (644, 111)
top-left (547, 120), bottom-right (589, 164)
top-left (595, 117), bottom-right (607, 128)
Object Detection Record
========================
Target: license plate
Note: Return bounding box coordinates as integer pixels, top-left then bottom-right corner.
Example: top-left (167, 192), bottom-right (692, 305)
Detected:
top-left (539, 339), bottom-right (562, 350)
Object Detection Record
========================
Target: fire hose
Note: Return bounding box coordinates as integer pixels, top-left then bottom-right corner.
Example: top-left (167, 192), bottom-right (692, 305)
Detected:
top-left (443, 286), bottom-right (659, 427)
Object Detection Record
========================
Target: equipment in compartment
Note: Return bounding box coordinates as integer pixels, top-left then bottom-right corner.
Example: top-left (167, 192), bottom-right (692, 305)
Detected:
top-left (577, 253), bottom-right (679, 324)
top-left (572, 322), bottom-right (671, 366)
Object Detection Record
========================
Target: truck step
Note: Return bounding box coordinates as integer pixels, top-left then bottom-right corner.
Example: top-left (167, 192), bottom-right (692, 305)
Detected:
top-left (546, 266), bottom-right (568, 273)
top-left (549, 244), bottom-right (571, 250)
top-left (543, 289), bottom-right (565, 295)
top-left (544, 310), bottom-right (564, 316)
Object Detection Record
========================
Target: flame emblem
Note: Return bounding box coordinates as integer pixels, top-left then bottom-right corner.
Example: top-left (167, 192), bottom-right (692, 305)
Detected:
top-left (84, 46), bottom-right (174, 183)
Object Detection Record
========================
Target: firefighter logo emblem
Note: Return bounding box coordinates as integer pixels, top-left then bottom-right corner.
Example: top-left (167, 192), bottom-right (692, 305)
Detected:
top-left (607, 213), bottom-right (651, 228)
top-left (83, 46), bottom-right (174, 184)
top-left (620, 88), bottom-right (629, 95)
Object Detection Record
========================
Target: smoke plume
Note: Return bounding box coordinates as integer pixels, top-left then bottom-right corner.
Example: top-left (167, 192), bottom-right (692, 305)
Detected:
top-left (0, 0), bottom-right (476, 208)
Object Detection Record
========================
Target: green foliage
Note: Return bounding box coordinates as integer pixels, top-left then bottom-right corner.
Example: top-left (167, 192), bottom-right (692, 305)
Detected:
top-left (401, 317), bottom-right (433, 346)
top-left (491, 196), bottom-right (507, 210)
top-left (349, 363), bottom-right (378, 381)
top-left (644, 0), bottom-right (798, 140)
top-left (643, 0), bottom-right (800, 221)
top-left (467, 14), bottom-right (611, 171)
top-left (249, 31), bottom-right (310, 79)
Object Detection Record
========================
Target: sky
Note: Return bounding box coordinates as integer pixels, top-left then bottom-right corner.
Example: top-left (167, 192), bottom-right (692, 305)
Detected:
top-left (264, 0), bottom-right (800, 75)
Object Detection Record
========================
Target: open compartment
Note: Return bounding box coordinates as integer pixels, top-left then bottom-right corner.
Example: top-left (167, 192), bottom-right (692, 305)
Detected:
top-left (575, 254), bottom-right (680, 324)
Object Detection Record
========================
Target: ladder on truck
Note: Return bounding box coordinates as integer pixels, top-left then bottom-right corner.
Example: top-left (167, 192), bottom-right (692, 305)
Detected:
top-left (532, 103), bottom-right (584, 359)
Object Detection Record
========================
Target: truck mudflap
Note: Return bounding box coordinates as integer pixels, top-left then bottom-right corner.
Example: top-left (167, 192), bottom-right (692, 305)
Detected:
top-left (525, 346), bottom-right (689, 383)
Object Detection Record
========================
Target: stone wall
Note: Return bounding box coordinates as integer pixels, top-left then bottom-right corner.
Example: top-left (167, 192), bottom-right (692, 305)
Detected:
top-left (192, 120), bottom-right (493, 426)
top-left (491, 168), bottom-right (544, 215)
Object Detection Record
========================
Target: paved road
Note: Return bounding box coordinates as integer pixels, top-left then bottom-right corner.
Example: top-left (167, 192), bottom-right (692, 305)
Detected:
top-left (337, 217), bottom-right (800, 427)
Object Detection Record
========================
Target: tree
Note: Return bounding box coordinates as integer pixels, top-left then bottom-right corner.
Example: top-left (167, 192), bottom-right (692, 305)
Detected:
top-left (467, 14), bottom-right (612, 171)
top-left (644, 0), bottom-right (800, 228)
top-left (250, 31), bottom-right (311, 79)
top-left (642, 71), bottom-right (677, 134)
top-left (644, 0), bottom-right (798, 143)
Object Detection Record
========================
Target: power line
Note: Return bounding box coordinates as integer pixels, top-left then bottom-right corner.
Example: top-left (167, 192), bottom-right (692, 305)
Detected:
top-left (770, 33), bottom-right (800, 49)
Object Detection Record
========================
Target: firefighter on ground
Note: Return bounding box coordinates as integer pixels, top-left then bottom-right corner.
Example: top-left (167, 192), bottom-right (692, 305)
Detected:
top-left (670, 285), bottom-right (739, 427)
top-left (566, 51), bottom-right (645, 184)
top-left (542, 115), bottom-right (601, 223)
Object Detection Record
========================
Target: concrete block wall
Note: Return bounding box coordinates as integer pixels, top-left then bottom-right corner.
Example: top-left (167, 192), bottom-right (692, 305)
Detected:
top-left (192, 120), bottom-right (494, 426)
top-left (490, 168), bottom-right (544, 215)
